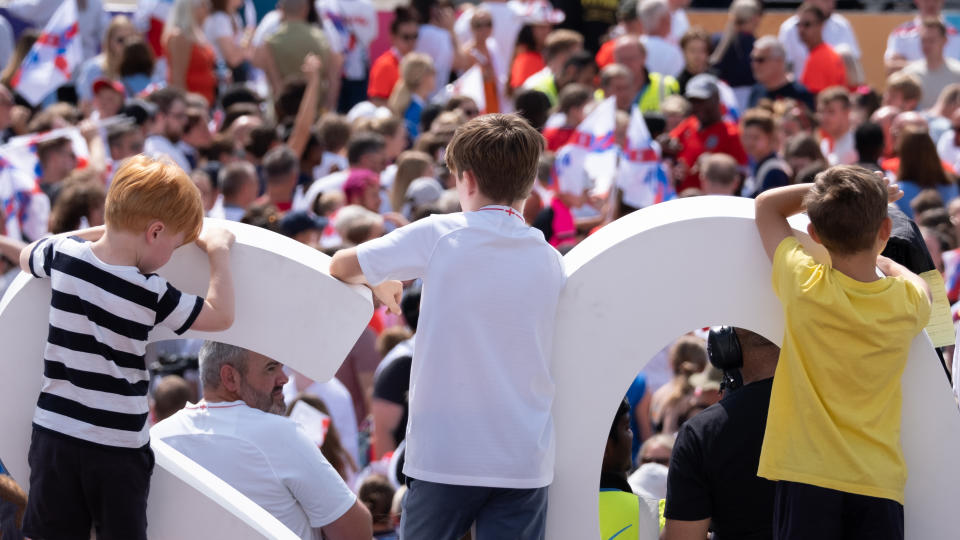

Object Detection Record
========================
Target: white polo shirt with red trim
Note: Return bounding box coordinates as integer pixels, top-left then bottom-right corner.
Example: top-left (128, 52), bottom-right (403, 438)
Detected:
top-left (151, 400), bottom-right (356, 539)
top-left (357, 207), bottom-right (566, 489)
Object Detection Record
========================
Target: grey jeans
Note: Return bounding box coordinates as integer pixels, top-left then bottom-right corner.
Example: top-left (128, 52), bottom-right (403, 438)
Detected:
top-left (399, 478), bottom-right (548, 540)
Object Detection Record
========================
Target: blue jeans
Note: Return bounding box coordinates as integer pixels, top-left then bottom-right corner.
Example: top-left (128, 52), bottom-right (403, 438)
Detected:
top-left (400, 479), bottom-right (548, 540)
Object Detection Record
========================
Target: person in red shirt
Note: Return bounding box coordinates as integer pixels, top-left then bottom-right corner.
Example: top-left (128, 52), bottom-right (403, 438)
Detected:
top-left (510, 23), bottom-right (551, 92)
top-left (797, 3), bottom-right (846, 95)
top-left (668, 73), bottom-right (749, 192)
top-left (368, 7), bottom-right (420, 106)
top-left (595, 0), bottom-right (643, 70)
top-left (542, 84), bottom-right (592, 151)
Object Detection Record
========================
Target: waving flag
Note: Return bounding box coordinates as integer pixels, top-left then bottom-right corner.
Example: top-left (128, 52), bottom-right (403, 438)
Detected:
top-left (555, 97), bottom-right (617, 197)
top-left (615, 105), bottom-right (674, 209)
top-left (718, 79), bottom-right (741, 124)
top-left (12, 0), bottom-right (82, 107)
top-left (451, 65), bottom-right (487, 113)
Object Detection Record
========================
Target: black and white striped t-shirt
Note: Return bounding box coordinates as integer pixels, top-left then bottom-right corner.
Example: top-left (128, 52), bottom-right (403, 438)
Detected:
top-left (29, 236), bottom-right (204, 448)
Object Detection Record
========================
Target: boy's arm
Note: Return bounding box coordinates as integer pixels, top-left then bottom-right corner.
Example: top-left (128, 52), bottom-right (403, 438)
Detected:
top-left (18, 226), bottom-right (105, 274)
top-left (330, 248), bottom-right (401, 315)
top-left (190, 227), bottom-right (236, 332)
top-left (877, 255), bottom-right (933, 303)
top-left (754, 184), bottom-right (813, 262)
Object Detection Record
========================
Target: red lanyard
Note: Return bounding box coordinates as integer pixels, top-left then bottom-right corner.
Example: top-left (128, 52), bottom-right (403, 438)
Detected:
top-left (478, 205), bottom-right (524, 221)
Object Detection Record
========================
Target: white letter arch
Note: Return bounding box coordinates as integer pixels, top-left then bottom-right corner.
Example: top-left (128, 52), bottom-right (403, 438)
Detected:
top-left (1, 197), bottom-right (958, 539)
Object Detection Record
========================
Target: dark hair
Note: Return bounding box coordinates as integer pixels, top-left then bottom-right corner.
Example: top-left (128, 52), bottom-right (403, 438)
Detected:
top-left (514, 89), bottom-right (552, 131)
top-left (147, 86), bottom-right (186, 115)
top-left (854, 122), bottom-right (885, 165)
top-left (36, 137), bottom-right (72, 164)
top-left (784, 133), bottom-right (825, 162)
top-left (445, 114), bottom-right (545, 203)
top-left (562, 50), bottom-right (597, 75)
top-left (219, 162), bottom-right (257, 198)
top-left (391, 6), bottom-right (419, 34)
top-left (49, 178), bottom-right (105, 234)
top-left (419, 102), bottom-right (444, 134)
top-left (805, 165), bottom-right (889, 255)
top-left (275, 77), bottom-right (307, 124)
top-left (410, 0), bottom-right (434, 25)
top-left (796, 160), bottom-right (828, 184)
top-left (318, 114), bottom-right (351, 152)
top-left (241, 203), bottom-right (282, 232)
top-left (106, 121), bottom-right (139, 150)
top-left (220, 85), bottom-right (262, 110)
top-left (798, 3), bottom-right (827, 23)
top-left (515, 25), bottom-right (538, 52)
top-left (285, 394), bottom-right (358, 480)
top-left (608, 398), bottom-right (631, 444)
top-left (245, 125), bottom-right (279, 159)
top-left (741, 107), bottom-right (776, 136)
top-left (358, 475), bottom-right (395, 526)
top-left (119, 38), bottom-right (155, 77)
top-left (347, 132), bottom-right (386, 165)
top-left (556, 83), bottom-right (592, 114)
top-left (184, 108), bottom-right (207, 135)
top-left (263, 145), bottom-right (298, 180)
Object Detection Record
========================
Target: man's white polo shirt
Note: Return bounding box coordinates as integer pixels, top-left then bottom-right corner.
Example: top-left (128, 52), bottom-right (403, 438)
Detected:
top-left (151, 400), bottom-right (356, 539)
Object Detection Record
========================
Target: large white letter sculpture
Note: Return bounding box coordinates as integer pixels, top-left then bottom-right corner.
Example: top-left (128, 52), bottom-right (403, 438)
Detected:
top-left (546, 196), bottom-right (960, 539)
top-left (1, 198), bottom-right (959, 538)
top-left (0, 220), bottom-right (373, 538)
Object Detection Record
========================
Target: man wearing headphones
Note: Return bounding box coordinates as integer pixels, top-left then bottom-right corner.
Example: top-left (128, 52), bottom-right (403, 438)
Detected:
top-left (661, 327), bottom-right (780, 540)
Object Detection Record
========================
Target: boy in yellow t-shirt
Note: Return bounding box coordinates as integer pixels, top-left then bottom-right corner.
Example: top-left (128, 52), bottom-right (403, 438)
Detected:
top-left (754, 166), bottom-right (932, 540)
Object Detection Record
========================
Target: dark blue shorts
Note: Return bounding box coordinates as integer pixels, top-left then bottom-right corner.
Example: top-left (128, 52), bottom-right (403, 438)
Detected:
top-left (774, 481), bottom-right (903, 540)
top-left (400, 478), bottom-right (548, 540)
top-left (22, 426), bottom-right (154, 540)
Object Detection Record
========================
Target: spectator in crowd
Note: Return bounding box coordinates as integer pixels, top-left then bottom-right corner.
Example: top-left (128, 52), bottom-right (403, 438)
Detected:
top-left (901, 18), bottom-right (960, 110)
top-left (599, 63), bottom-right (635, 112)
top-left (152, 375), bottom-right (197, 423)
top-left (818, 86), bottom-right (858, 165)
top-left (699, 153), bottom-right (741, 196)
top-left (163, 0), bottom-right (218, 106)
top-left (663, 328), bottom-right (780, 540)
top-left (650, 335), bottom-right (707, 435)
top-left (76, 16), bottom-right (137, 109)
top-left (256, 145), bottom-right (299, 212)
top-left (884, 71), bottom-right (923, 112)
top-left (937, 108), bottom-right (960, 170)
top-left (357, 475), bottom-right (398, 540)
top-left (521, 29), bottom-right (586, 104)
top-left (896, 128), bottom-right (959, 218)
top-left (709, 0), bottom-right (759, 109)
top-left (886, 0), bottom-right (960, 72)
top-left (368, 7), bottom-right (420, 106)
top-left (594, 0), bottom-right (641, 70)
top-left (145, 87), bottom-right (192, 172)
top-left (511, 20), bottom-right (553, 92)
top-left (881, 110), bottom-right (930, 174)
top-left (119, 38), bottom-right (161, 97)
top-left (796, 4), bottom-right (847, 95)
top-left (598, 399), bottom-right (658, 540)
top-left (669, 73), bottom-right (748, 191)
top-left (855, 121), bottom-right (886, 172)
top-left (638, 0), bottom-right (682, 79)
top-left (389, 53), bottom-right (436, 141)
top-left (106, 121), bottom-right (145, 165)
top-left (778, 0), bottom-right (859, 81)
top-left (36, 137), bottom-right (77, 204)
top-left (389, 150), bottom-right (434, 214)
top-left (740, 108), bottom-right (790, 197)
top-left (47, 175), bottom-right (105, 234)
top-left (204, 0), bottom-right (254, 84)
top-left (285, 393), bottom-right (359, 483)
top-left (219, 161), bottom-right (259, 221)
top-left (307, 132), bottom-right (388, 209)
top-left (676, 28), bottom-right (709, 96)
top-left (414, 0), bottom-right (468, 97)
top-left (871, 104), bottom-right (903, 159)
top-left (926, 83), bottom-right (960, 143)
top-left (543, 84), bottom-right (592, 151)
top-left (152, 342), bottom-right (372, 539)
top-left (460, 8), bottom-right (501, 113)
top-left (612, 35), bottom-right (679, 113)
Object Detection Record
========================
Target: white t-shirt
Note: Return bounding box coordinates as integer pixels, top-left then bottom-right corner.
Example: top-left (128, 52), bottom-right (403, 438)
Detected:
top-left (937, 130), bottom-right (960, 171)
top-left (357, 208), bottom-right (566, 488)
top-left (203, 11), bottom-right (241, 67)
top-left (417, 24), bottom-right (455, 97)
top-left (304, 378), bottom-right (360, 466)
top-left (252, 9), bottom-right (282, 47)
top-left (778, 13), bottom-right (861, 80)
top-left (144, 135), bottom-right (192, 173)
top-left (316, 0), bottom-right (378, 80)
top-left (640, 35), bottom-right (683, 78)
top-left (820, 129), bottom-right (858, 166)
top-left (298, 170), bottom-right (350, 212)
top-left (886, 16), bottom-right (960, 64)
top-left (0, 15), bottom-right (13, 70)
top-left (455, 2), bottom-right (525, 83)
top-left (670, 9), bottom-right (689, 44)
top-left (152, 400), bottom-right (356, 539)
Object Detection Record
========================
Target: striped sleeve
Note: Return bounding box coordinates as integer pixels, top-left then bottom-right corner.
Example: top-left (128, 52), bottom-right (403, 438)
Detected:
top-left (154, 281), bottom-right (204, 335)
top-left (28, 237), bottom-right (58, 279)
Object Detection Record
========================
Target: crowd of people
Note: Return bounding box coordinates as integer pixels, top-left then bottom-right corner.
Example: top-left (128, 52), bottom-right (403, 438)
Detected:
top-left (0, 0), bottom-right (955, 538)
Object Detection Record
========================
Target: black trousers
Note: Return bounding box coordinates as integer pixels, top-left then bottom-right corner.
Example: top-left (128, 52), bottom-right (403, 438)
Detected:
top-left (774, 480), bottom-right (903, 540)
top-left (22, 426), bottom-right (154, 540)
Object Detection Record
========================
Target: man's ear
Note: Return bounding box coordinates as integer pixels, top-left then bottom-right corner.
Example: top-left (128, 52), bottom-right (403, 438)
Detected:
top-left (146, 221), bottom-right (165, 244)
top-left (220, 364), bottom-right (240, 393)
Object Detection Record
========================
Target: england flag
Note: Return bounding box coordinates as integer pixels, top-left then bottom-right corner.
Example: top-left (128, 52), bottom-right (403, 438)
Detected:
top-left (12, 0), bottom-right (82, 107)
top-left (450, 65), bottom-right (487, 113)
top-left (615, 105), bottom-right (674, 209)
top-left (554, 97), bottom-right (617, 199)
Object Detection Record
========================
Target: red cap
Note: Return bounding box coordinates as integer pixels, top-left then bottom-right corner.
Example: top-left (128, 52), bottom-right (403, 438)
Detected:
top-left (92, 77), bottom-right (125, 96)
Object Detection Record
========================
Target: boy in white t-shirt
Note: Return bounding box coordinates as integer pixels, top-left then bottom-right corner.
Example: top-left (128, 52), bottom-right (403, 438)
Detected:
top-left (330, 113), bottom-right (565, 539)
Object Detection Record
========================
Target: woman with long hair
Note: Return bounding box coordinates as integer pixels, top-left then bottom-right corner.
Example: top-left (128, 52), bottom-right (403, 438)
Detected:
top-left (389, 53), bottom-right (436, 141)
top-left (118, 38), bottom-right (159, 97)
top-left (460, 8), bottom-right (500, 113)
top-left (163, 0), bottom-right (218, 105)
top-left (204, 0), bottom-right (254, 84)
top-left (285, 394), bottom-right (359, 484)
top-left (709, 0), bottom-right (760, 110)
top-left (76, 16), bottom-right (137, 109)
top-left (897, 128), bottom-right (959, 218)
top-left (0, 30), bottom-right (38, 89)
top-left (48, 175), bottom-right (106, 235)
top-left (390, 151), bottom-right (434, 215)
top-left (509, 22), bottom-right (551, 94)
top-left (649, 335), bottom-right (707, 435)
top-left (677, 27), bottom-right (709, 95)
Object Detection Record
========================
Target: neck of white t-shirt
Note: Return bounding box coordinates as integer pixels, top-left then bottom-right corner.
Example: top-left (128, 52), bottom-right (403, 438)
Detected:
top-left (476, 204), bottom-right (525, 222)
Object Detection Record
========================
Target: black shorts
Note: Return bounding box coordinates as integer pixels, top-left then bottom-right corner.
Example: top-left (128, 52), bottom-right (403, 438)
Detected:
top-left (774, 480), bottom-right (903, 540)
top-left (22, 426), bottom-right (154, 540)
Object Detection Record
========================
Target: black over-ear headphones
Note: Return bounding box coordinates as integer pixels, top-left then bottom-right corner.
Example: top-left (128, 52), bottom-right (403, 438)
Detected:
top-left (707, 326), bottom-right (744, 393)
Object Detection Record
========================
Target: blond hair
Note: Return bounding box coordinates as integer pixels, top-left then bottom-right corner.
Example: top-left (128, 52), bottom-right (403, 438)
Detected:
top-left (391, 150), bottom-right (434, 212)
top-left (388, 53), bottom-right (435, 119)
top-left (106, 155), bottom-right (204, 243)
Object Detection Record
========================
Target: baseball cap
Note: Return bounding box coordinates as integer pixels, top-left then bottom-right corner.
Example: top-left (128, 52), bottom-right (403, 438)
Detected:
top-left (405, 177), bottom-right (444, 209)
top-left (524, 0), bottom-right (565, 24)
top-left (685, 73), bottom-right (719, 100)
top-left (279, 211), bottom-right (328, 238)
top-left (93, 77), bottom-right (125, 96)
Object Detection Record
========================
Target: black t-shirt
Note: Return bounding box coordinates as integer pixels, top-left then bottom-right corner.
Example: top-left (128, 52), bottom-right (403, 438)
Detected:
top-left (372, 355), bottom-right (411, 448)
top-left (747, 81), bottom-right (815, 112)
top-left (665, 378), bottom-right (775, 540)
top-left (551, 0), bottom-right (617, 53)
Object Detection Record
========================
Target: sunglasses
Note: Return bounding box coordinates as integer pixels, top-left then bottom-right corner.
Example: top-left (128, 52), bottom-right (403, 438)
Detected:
top-left (400, 32), bottom-right (419, 41)
top-left (472, 21), bottom-right (492, 29)
top-left (751, 56), bottom-right (768, 63)
top-left (462, 108), bottom-right (479, 116)
top-left (797, 20), bottom-right (817, 28)
top-left (641, 456), bottom-right (670, 466)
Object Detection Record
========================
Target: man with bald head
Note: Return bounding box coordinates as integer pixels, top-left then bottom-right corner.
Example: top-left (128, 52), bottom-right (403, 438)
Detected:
top-left (612, 35), bottom-right (679, 113)
top-left (747, 36), bottom-right (815, 111)
top-left (777, 0), bottom-right (860, 80)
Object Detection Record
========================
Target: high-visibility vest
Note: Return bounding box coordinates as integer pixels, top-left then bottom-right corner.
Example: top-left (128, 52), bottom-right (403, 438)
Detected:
top-left (598, 489), bottom-right (640, 540)
top-left (636, 72), bottom-right (679, 113)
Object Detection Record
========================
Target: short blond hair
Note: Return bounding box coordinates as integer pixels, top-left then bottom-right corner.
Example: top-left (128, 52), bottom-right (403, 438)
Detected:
top-left (885, 71), bottom-right (922, 104)
top-left (106, 155), bottom-right (204, 243)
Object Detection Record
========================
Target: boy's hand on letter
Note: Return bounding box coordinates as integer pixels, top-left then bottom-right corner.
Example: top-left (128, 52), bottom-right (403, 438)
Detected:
top-left (196, 226), bottom-right (236, 253)
top-left (371, 280), bottom-right (403, 315)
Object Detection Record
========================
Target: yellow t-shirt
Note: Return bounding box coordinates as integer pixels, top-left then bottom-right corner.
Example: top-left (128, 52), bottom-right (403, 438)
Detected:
top-left (757, 237), bottom-right (931, 504)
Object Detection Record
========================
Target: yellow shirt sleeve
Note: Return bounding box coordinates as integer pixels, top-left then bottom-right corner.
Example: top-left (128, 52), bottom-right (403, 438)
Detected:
top-left (771, 236), bottom-right (819, 301)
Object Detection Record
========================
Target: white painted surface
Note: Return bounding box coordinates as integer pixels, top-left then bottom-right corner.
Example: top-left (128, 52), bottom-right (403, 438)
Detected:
top-left (0, 219), bottom-right (372, 539)
top-left (547, 196), bottom-right (960, 540)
